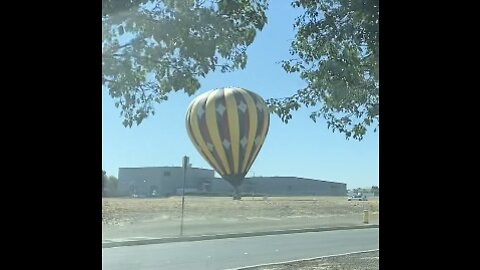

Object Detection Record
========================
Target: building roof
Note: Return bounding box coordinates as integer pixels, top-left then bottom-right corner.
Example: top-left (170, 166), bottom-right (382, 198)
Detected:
top-left (118, 167), bottom-right (345, 185)
top-left (119, 166), bottom-right (213, 171)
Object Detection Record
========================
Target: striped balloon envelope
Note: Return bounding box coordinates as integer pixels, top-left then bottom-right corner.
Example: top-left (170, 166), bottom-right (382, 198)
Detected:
top-left (185, 87), bottom-right (270, 193)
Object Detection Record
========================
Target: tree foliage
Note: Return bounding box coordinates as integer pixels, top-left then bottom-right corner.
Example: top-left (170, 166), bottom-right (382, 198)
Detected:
top-left (102, 0), bottom-right (379, 140)
top-left (102, 0), bottom-right (268, 127)
top-left (352, 186), bottom-right (378, 195)
top-left (106, 176), bottom-right (119, 194)
top-left (102, 0), bottom-right (152, 16)
top-left (267, 0), bottom-right (379, 140)
top-left (102, 170), bottom-right (107, 194)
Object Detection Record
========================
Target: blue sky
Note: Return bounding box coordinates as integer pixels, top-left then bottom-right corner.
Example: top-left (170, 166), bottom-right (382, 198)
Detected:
top-left (102, 1), bottom-right (379, 189)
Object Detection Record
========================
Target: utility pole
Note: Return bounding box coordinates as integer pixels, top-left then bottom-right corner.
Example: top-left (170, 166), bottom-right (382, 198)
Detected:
top-left (180, 155), bottom-right (189, 236)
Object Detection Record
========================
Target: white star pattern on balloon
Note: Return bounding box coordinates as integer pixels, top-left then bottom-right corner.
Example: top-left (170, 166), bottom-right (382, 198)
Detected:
top-left (216, 103), bottom-right (226, 116)
top-left (238, 102), bottom-right (247, 113)
top-left (207, 142), bottom-right (214, 152)
top-left (240, 136), bottom-right (248, 148)
top-left (222, 139), bottom-right (231, 149)
top-left (197, 106), bottom-right (205, 118)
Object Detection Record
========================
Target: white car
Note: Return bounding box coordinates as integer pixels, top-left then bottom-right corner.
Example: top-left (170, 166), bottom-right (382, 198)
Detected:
top-left (348, 194), bottom-right (368, 201)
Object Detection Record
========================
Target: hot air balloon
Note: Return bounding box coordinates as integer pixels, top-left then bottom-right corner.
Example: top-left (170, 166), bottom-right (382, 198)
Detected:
top-left (186, 87), bottom-right (270, 200)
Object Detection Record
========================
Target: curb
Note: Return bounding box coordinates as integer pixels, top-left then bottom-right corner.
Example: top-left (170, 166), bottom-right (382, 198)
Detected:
top-left (102, 224), bottom-right (379, 248)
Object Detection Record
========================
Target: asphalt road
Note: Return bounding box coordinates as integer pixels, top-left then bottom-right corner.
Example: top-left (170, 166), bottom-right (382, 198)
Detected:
top-left (102, 228), bottom-right (379, 270)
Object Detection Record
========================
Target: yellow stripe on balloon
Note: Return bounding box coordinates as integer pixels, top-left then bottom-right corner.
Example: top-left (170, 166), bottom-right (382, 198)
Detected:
top-left (245, 95), bottom-right (270, 173)
top-left (240, 90), bottom-right (258, 173)
top-left (224, 88), bottom-right (240, 174)
top-left (205, 90), bottom-right (231, 175)
top-left (187, 92), bottom-right (225, 176)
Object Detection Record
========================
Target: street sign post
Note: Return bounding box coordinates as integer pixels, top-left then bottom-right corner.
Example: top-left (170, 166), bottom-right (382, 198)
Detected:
top-left (180, 156), bottom-right (189, 236)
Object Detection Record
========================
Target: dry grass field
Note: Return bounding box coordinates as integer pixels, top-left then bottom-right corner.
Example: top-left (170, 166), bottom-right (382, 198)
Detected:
top-left (102, 196), bottom-right (379, 239)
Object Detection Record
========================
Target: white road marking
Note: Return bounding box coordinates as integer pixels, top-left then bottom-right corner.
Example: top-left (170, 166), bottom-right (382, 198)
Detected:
top-left (224, 249), bottom-right (380, 270)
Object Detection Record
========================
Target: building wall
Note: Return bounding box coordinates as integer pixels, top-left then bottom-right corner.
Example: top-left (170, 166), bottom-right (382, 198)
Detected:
top-left (239, 177), bottom-right (346, 196)
top-left (209, 178), bottom-right (236, 195)
top-left (117, 167), bottom-right (214, 196)
top-left (117, 167), bottom-right (346, 197)
top-left (207, 177), bottom-right (346, 196)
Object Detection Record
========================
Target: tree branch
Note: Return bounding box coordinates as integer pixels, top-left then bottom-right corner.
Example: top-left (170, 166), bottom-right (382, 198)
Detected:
top-left (103, 36), bottom-right (146, 57)
top-left (107, 52), bottom-right (172, 66)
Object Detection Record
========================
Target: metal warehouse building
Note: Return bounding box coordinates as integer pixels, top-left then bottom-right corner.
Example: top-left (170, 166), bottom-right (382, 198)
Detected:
top-left (117, 166), bottom-right (346, 197)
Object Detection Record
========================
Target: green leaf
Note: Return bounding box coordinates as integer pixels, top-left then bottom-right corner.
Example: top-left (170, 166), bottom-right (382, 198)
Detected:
top-left (102, 0), bottom-right (268, 127)
top-left (271, 0), bottom-right (379, 141)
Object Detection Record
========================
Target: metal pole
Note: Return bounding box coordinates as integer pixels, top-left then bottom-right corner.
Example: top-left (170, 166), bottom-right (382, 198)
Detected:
top-left (362, 197), bottom-right (369, 224)
top-left (180, 156), bottom-right (189, 236)
top-left (363, 209), bottom-right (369, 224)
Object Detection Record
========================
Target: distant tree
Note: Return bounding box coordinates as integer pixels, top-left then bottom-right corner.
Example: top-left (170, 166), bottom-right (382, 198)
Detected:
top-left (105, 176), bottom-right (119, 195)
top-left (102, 170), bottom-right (107, 195)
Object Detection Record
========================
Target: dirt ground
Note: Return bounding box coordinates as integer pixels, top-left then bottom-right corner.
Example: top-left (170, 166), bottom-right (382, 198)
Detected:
top-left (102, 196), bottom-right (379, 240)
top-left (241, 250), bottom-right (379, 270)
